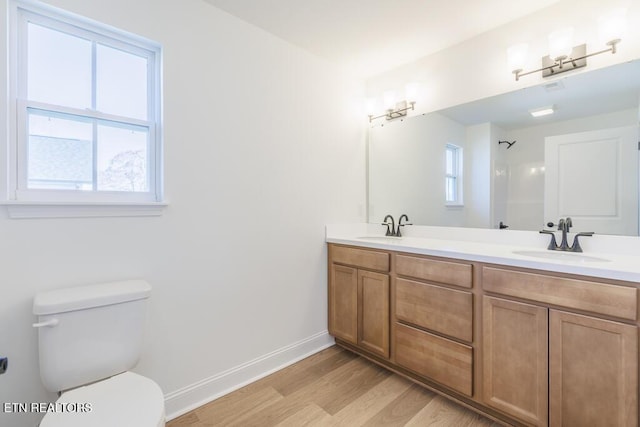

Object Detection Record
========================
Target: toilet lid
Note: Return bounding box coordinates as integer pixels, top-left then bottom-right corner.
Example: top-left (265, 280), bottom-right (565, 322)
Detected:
top-left (40, 372), bottom-right (165, 427)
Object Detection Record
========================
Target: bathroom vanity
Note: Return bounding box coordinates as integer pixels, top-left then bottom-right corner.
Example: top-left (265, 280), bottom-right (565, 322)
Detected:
top-left (326, 225), bottom-right (639, 427)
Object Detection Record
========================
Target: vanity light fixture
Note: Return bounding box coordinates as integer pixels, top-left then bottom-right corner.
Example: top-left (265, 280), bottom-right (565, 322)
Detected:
top-left (367, 84), bottom-right (419, 122)
top-left (508, 8), bottom-right (626, 81)
top-left (368, 100), bottom-right (416, 122)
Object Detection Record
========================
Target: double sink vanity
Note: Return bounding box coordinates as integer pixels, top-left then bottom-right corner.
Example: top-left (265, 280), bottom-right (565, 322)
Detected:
top-left (326, 223), bottom-right (639, 426)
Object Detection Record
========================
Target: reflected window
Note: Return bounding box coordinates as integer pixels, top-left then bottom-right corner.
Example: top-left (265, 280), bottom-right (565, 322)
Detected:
top-left (11, 2), bottom-right (161, 203)
top-left (445, 144), bottom-right (463, 205)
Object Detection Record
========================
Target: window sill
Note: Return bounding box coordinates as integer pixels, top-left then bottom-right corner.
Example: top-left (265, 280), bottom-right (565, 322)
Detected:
top-left (2, 201), bottom-right (168, 219)
top-left (446, 203), bottom-right (464, 208)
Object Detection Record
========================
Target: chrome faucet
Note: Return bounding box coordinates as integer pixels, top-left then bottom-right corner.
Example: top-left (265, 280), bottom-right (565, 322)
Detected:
top-left (397, 214), bottom-right (413, 237)
top-left (381, 215), bottom-right (395, 236)
top-left (540, 217), bottom-right (594, 252)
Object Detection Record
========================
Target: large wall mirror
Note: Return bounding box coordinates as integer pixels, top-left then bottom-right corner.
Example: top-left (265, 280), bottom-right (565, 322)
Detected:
top-left (368, 59), bottom-right (640, 236)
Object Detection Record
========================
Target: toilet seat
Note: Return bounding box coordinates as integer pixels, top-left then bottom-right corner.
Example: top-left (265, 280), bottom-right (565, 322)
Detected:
top-left (40, 372), bottom-right (165, 427)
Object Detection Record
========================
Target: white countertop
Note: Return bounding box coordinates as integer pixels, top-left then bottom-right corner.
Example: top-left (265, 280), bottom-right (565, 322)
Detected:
top-left (326, 224), bottom-right (640, 283)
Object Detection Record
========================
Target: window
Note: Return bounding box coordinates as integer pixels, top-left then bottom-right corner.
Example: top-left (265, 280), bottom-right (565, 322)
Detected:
top-left (445, 144), bottom-right (463, 205)
top-left (8, 2), bottom-right (163, 215)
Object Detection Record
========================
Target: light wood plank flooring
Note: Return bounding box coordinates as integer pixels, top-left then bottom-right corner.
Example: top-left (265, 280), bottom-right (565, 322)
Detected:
top-left (167, 346), bottom-right (500, 427)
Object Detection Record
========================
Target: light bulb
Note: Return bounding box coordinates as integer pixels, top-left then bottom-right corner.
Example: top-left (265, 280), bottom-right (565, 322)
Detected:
top-left (599, 8), bottom-right (626, 45)
top-left (405, 83), bottom-right (419, 104)
top-left (364, 98), bottom-right (376, 116)
top-left (548, 27), bottom-right (574, 61)
top-left (383, 91), bottom-right (397, 110)
top-left (507, 43), bottom-right (528, 72)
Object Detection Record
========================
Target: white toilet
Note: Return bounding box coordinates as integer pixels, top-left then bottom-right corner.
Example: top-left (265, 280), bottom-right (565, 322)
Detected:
top-left (33, 280), bottom-right (165, 427)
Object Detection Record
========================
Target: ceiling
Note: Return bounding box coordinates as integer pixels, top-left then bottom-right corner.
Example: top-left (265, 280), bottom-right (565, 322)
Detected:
top-left (203, 0), bottom-right (561, 78)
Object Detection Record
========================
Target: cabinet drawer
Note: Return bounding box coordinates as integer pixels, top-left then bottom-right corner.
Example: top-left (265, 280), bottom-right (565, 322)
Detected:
top-left (396, 254), bottom-right (472, 288)
top-left (395, 278), bottom-right (473, 342)
top-left (394, 323), bottom-right (473, 397)
top-left (483, 266), bottom-right (638, 321)
top-left (331, 245), bottom-right (389, 272)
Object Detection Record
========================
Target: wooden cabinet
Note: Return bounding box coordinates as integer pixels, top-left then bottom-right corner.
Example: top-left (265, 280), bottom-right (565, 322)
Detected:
top-left (328, 245), bottom-right (390, 358)
top-left (328, 243), bottom-right (640, 427)
top-left (549, 310), bottom-right (638, 427)
top-left (483, 296), bottom-right (549, 426)
top-left (483, 267), bottom-right (639, 427)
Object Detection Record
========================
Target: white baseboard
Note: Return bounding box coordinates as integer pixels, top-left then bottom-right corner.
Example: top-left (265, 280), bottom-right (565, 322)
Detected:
top-left (164, 331), bottom-right (335, 421)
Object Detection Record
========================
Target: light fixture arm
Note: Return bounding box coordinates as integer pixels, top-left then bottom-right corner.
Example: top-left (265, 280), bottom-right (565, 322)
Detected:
top-left (513, 39), bottom-right (620, 81)
top-left (369, 101), bottom-right (415, 122)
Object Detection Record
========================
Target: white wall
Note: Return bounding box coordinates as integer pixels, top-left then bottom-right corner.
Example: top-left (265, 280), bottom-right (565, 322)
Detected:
top-left (0, 0), bottom-right (366, 425)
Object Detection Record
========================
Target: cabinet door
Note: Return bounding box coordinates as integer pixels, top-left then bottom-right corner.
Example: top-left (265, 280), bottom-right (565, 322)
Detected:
top-left (550, 310), bottom-right (638, 427)
top-left (483, 296), bottom-right (548, 426)
top-left (358, 270), bottom-right (389, 358)
top-left (329, 264), bottom-right (358, 344)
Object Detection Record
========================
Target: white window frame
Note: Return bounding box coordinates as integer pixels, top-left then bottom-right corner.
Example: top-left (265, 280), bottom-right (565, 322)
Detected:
top-left (445, 143), bottom-right (463, 206)
top-left (5, 1), bottom-right (165, 218)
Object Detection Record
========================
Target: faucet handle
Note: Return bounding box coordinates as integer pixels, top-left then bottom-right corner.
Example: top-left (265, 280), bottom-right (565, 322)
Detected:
top-left (396, 222), bottom-right (413, 237)
top-left (539, 230), bottom-right (558, 250)
top-left (380, 222), bottom-right (392, 236)
top-left (570, 232), bottom-right (594, 253)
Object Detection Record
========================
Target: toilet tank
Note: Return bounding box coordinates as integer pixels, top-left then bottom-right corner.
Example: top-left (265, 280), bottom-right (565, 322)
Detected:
top-left (33, 280), bottom-right (152, 393)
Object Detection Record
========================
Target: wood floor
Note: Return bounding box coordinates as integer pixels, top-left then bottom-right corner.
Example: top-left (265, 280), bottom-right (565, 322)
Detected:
top-left (167, 346), bottom-right (500, 427)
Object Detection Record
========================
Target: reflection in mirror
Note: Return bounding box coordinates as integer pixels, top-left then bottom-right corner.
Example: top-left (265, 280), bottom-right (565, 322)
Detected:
top-left (368, 60), bottom-right (640, 235)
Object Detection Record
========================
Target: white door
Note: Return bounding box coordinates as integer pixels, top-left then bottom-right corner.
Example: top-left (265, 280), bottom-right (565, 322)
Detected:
top-left (544, 126), bottom-right (639, 235)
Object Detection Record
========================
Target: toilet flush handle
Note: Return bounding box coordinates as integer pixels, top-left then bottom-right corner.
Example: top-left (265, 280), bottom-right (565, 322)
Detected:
top-left (32, 318), bottom-right (59, 328)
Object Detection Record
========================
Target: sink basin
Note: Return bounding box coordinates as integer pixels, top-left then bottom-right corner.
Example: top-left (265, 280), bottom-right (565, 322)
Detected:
top-left (512, 250), bottom-right (611, 263)
top-left (356, 236), bottom-right (403, 243)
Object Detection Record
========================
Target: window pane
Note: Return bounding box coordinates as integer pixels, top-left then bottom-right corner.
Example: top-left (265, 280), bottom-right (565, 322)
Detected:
top-left (27, 23), bottom-right (92, 109)
top-left (97, 122), bottom-right (149, 192)
top-left (446, 148), bottom-right (453, 175)
top-left (446, 177), bottom-right (456, 202)
top-left (97, 44), bottom-right (148, 120)
top-left (27, 111), bottom-right (93, 190)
